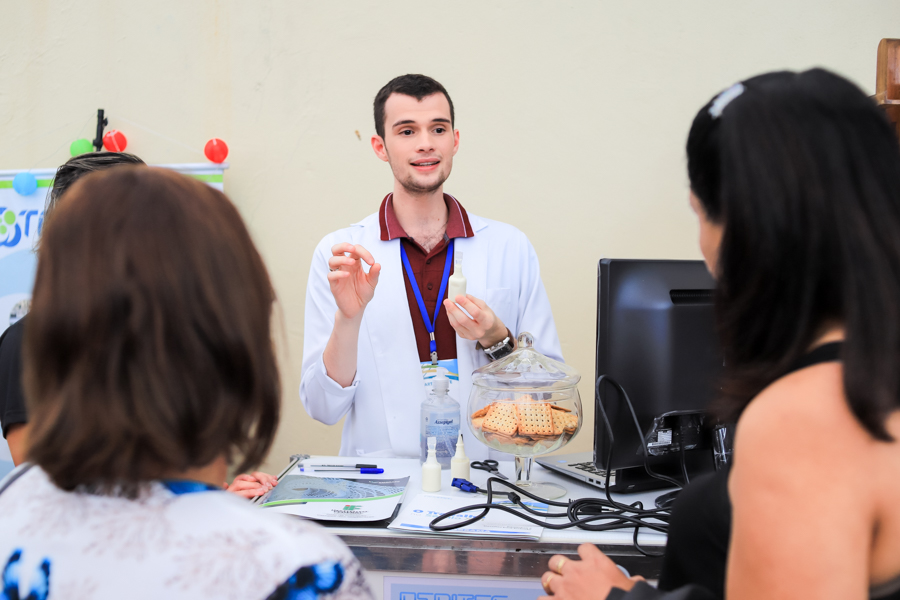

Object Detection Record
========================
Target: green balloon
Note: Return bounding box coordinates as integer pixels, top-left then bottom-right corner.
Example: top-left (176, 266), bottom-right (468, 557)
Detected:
top-left (70, 138), bottom-right (93, 157)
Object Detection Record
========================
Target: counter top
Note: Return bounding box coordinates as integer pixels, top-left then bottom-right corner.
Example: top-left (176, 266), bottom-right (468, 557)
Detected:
top-left (272, 456), bottom-right (671, 578)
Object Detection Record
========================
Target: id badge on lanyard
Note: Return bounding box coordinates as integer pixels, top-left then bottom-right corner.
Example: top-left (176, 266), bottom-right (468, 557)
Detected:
top-left (421, 359), bottom-right (461, 400)
top-left (401, 240), bottom-right (459, 398)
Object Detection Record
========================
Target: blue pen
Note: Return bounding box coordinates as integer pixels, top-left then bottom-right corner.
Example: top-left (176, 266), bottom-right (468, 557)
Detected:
top-left (300, 467), bottom-right (384, 474)
top-left (305, 464), bottom-right (378, 469)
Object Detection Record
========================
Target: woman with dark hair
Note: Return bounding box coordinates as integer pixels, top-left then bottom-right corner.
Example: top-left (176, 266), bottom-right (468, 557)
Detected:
top-left (0, 167), bottom-right (372, 600)
top-left (539, 69), bottom-right (900, 600)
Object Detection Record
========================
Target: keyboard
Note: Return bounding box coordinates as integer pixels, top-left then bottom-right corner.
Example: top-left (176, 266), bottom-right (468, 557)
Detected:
top-left (570, 461), bottom-right (608, 476)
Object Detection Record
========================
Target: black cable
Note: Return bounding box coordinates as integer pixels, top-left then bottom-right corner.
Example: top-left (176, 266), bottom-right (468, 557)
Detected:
top-left (429, 477), bottom-right (670, 537)
top-left (679, 419), bottom-right (690, 486)
top-left (597, 375), bottom-right (684, 490)
top-left (594, 375), bottom-right (677, 556)
top-left (427, 375), bottom-right (681, 558)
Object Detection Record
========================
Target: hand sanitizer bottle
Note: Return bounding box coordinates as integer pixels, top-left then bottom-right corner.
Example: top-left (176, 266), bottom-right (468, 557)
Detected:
top-left (422, 437), bottom-right (442, 492)
top-left (447, 250), bottom-right (467, 304)
top-left (420, 368), bottom-right (461, 468)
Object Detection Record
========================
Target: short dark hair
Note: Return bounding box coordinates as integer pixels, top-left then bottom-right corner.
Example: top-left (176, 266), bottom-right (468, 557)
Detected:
top-left (24, 167), bottom-right (279, 495)
top-left (687, 68), bottom-right (900, 440)
top-left (45, 152), bottom-right (145, 222)
top-left (373, 74), bottom-right (455, 139)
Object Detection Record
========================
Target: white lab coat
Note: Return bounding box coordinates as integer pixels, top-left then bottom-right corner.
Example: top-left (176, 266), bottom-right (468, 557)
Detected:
top-left (300, 211), bottom-right (563, 460)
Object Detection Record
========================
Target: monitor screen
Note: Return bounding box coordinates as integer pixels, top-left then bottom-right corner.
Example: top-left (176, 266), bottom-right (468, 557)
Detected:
top-left (594, 259), bottom-right (724, 479)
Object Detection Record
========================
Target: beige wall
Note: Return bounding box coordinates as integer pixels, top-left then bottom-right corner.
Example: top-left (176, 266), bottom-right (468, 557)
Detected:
top-left (3, 1), bottom-right (898, 473)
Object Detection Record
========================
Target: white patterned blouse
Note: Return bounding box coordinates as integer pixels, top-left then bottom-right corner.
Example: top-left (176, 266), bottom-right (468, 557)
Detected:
top-left (0, 465), bottom-right (374, 600)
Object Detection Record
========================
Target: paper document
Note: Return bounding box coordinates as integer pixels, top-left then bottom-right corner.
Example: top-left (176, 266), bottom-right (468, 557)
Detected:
top-left (259, 471), bottom-right (408, 522)
top-left (388, 493), bottom-right (546, 540)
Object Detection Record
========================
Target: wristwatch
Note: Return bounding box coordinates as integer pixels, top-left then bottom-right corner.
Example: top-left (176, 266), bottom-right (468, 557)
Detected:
top-left (481, 331), bottom-right (516, 361)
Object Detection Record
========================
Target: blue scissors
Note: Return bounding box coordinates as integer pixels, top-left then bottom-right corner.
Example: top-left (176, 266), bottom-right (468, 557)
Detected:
top-left (470, 459), bottom-right (508, 480)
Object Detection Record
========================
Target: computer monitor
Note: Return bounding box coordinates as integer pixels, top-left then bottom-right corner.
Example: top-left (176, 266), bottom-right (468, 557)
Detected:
top-left (594, 259), bottom-right (724, 491)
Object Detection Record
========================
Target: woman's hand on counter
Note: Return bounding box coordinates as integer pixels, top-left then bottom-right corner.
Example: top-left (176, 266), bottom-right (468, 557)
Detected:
top-left (225, 471), bottom-right (278, 499)
top-left (539, 543), bottom-right (641, 600)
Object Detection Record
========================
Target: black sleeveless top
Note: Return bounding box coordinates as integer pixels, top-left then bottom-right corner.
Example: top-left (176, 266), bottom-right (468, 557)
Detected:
top-left (655, 342), bottom-right (900, 600)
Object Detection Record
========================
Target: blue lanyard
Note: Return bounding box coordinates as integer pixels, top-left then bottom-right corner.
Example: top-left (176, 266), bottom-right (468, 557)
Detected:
top-left (400, 239), bottom-right (454, 365)
top-left (161, 480), bottom-right (220, 495)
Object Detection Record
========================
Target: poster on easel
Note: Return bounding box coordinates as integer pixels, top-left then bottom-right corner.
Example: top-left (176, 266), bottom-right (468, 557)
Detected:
top-left (0, 162), bottom-right (227, 337)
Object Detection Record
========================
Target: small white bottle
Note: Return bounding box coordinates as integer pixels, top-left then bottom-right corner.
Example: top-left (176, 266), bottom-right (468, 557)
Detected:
top-left (450, 433), bottom-right (470, 480)
top-left (422, 437), bottom-right (442, 492)
top-left (447, 250), bottom-right (467, 304)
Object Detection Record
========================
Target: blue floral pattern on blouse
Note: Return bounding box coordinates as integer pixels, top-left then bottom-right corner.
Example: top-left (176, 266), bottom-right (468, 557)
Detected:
top-left (2, 550), bottom-right (50, 600)
top-left (265, 561), bottom-right (344, 600)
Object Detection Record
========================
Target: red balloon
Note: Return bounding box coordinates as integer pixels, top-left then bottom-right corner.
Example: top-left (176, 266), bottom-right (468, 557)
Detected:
top-left (102, 130), bottom-right (127, 152)
top-left (204, 138), bottom-right (229, 163)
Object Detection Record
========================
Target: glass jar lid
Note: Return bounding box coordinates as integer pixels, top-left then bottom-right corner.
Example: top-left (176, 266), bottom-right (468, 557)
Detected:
top-left (472, 331), bottom-right (581, 391)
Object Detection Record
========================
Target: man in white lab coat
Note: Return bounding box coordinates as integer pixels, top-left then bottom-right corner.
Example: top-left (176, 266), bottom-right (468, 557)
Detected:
top-left (300, 74), bottom-right (562, 459)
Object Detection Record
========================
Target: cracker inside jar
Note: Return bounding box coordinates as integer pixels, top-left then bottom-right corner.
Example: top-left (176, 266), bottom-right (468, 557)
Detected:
top-left (472, 397), bottom-right (576, 447)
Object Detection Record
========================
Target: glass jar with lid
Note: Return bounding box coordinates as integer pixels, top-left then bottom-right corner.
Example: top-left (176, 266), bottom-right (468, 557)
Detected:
top-left (467, 332), bottom-right (581, 499)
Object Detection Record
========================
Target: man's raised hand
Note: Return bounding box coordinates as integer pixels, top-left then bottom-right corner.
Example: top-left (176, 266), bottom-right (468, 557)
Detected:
top-left (328, 243), bottom-right (381, 321)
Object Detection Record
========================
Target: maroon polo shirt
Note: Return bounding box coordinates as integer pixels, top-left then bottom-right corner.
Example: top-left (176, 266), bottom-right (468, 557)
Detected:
top-left (379, 193), bottom-right (475, 363)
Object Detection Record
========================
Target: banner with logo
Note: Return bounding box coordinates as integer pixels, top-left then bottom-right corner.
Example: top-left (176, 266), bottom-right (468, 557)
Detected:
top-left (0, 163), bottom-right (226, 337)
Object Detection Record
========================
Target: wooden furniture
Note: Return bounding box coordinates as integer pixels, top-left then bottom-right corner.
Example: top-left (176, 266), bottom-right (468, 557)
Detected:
top-left (876, 38), bottom-right (900, 139)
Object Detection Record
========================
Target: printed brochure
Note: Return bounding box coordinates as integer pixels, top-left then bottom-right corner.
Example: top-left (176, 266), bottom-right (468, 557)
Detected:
top-left (388, 493), bottom-right (546, 539)
top-left (259, 471), bottom-right (408, 522)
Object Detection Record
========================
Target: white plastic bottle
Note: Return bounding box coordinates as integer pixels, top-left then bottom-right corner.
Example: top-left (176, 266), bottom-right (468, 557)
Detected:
top-left (422, 437), bottom-right (442, 492)
top-left (420, 368), bottom-right (461, 468)
top-left (451, 433), bottom-right (470, 480)
top-left (447, 250), bottom-right (467, 304)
